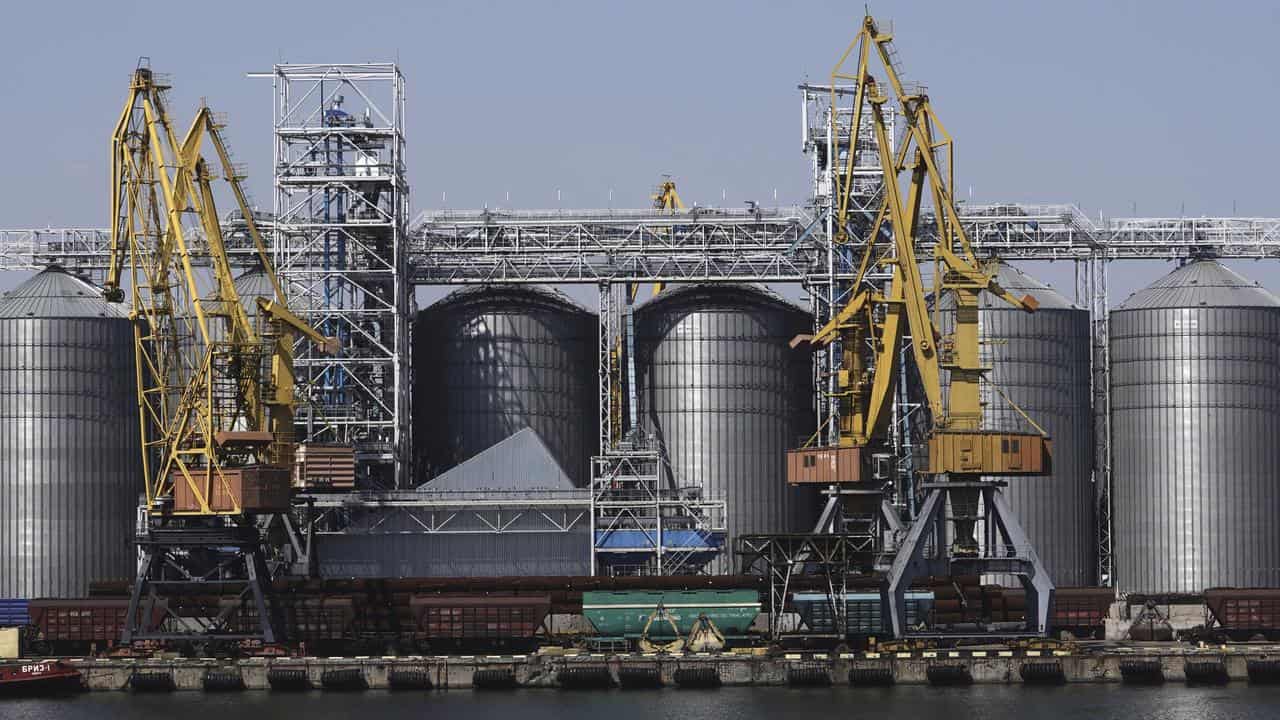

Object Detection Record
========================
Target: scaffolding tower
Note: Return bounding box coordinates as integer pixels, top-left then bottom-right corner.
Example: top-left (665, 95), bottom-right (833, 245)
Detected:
top-left (590, 280), bottom-right (728, 575)
top-left (800, 82), bottom-right (895, 454)
top-left (589, 442), bottom-right (727, 576)
top-left (264, 64), bottom-right (410, 488)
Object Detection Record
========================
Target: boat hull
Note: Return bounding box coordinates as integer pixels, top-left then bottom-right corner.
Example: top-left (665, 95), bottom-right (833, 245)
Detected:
top-left (0, 662), bottom-right (83, 697)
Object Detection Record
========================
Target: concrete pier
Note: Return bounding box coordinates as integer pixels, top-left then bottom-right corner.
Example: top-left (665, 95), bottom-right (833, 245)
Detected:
top-left (41, 645), bottom-right (1280, 691)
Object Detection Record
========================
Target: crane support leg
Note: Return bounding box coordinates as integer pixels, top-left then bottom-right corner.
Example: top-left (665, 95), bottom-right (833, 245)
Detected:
top-left (885, 489), bottom-right (947, 637)
top-left (988, 489), bottom-right (1055, 635)
top-left (886, 482), bottom-right (1054, 638)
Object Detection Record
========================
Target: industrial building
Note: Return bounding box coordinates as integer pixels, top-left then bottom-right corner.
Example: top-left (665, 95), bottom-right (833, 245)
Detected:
top-left (1, 11), bottom-right (1280, 651)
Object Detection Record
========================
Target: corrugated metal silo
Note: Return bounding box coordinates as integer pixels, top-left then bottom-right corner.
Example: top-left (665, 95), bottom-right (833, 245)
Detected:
top-left (635, 284), bottom-right (816, 567)
top-left (937, 263), bottom-right (1095, 586)
top-left (204, 267), bottom-right (279, 344)
top-left (414, 286), bottom-right (597, 487)
top-left (233, 266), bottom-right (279, 312)
top-left (1112, 260), bottom-right (1280, 593)
top-left (0, 267), bottom-right (142, 598)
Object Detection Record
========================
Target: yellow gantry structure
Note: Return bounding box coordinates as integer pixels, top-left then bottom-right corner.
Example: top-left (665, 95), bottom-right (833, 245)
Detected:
top-left (651, 178), bottom-right (684, 212)
top-left (645, 176), bottom-right (685, 298)
top-left (800, 15), bottom-right (1046, 474)
top-left (607, 178), bottom-right (687, 443)
top-left (107, 65), bottom-right (331, 516)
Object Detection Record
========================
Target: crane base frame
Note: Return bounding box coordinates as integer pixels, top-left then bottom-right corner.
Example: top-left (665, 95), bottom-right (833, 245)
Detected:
top-left (123, 524), bottom-right (282, 646)
top-left (885, 483), bottom-right (1054, 638)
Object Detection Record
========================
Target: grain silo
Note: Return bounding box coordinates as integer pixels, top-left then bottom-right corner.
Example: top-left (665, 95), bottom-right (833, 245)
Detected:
top-left (635, 284), bottom-right (816, 567)
top-left (414, 286), bottom-right (597, 487)
top-left (0, 267), bottom-right (142, 598)
top-left (232, 265), bottom-right (280, 315)
top-left (204, 266), bottom-right (280, 343)
top-left (1111, 259), bottom-right (1280, 593)
top-left (936, 263), bottom-right (1095, 586)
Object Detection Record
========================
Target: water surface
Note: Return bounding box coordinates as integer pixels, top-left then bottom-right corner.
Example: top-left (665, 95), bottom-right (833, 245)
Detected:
top-left (4, 685), bottom-right (1277, 720)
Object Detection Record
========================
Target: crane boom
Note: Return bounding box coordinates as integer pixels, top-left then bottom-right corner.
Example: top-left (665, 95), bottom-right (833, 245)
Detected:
top-left (109, 67), bottom-right (333, 516)
top-left (792, 15), bottom-right (1047, 473)
top-left (109, 64), bottom-right (337, 646)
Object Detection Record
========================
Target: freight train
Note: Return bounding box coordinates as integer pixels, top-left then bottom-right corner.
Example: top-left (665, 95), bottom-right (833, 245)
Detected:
top-left (13, 580), bottom-right (1277, 656)
top-left (16, 577), bottom-right (768, 656)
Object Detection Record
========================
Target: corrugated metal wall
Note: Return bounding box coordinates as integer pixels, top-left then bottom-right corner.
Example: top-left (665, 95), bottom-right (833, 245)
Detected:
top-left (635, 285), bottom-right (817, 570)
top-left (414, 287), bottom-right (597, 487)
top-left (1111, 260), bottom-right (1280, 593)
top-left (0, 269), bottom-right (142, 598)
top-left (937, 264), bottom-right (1096, 586)
top-left (316, 530), bottom-right (591, 577)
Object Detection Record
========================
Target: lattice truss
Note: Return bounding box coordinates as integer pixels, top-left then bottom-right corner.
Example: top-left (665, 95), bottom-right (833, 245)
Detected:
top-left (300, 491), bottom-right (588, 535)
top-left (412, 207), bottom-right (820, 283)
top-left (589, 449), bottom-right (727, 576)
top-left (265, 64), bottom-right (410, 485)
top-left (799, 83), bottom-right (896, 448)
top-left (9, 212), bottom-right (1280, 280)
top-left (736, 534), bottom-right (873, 637)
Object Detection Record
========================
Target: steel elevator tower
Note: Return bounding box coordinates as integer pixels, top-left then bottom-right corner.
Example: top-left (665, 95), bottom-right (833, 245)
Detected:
top-left (262, 64), bottom-right (410, 488)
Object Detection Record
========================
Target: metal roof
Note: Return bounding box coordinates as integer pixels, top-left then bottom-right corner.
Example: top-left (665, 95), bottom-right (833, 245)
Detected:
top-left (1117, 259), bottom-right (1280, 310)
top-left (988, 263), bottom-right (1078, 310)
top-left (233, 267), bottom-right (280, 303)
top-left (421, 427), bottom-right (577, 492)
top-left (0, 266), bottom-right (127, 319)
top-left (633, 281), bottom-right (808, 315)
top-left (427, 283), bottom-right (594, 315)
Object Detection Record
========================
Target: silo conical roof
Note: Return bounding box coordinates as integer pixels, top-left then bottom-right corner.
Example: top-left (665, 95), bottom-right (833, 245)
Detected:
top-left (233, 266), bottom-right (282, 304)
top-left (634, 282), bottom-right (808, 314)
top-left (429, 284), bottom-right (593, 315)
top-left (1117, 259), bottom-right (1280, 310)
top-left (0, 266), bottom-right (127, 319)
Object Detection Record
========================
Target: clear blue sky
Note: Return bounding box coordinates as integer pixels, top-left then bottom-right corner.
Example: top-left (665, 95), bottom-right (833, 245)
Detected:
top-left (3, 0), bottom-right (1278, 298)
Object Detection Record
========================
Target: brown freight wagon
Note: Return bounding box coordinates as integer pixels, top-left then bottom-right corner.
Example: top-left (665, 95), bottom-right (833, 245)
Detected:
top-left (217, 595), bottom-right (358, 652)
top-left (410, 594), bottom-right (551, 652)
top-left (1205, 588), bottom-right (1280, 639)
top-left (26, 598), bottom-right (164, 655)
top-left (288, 597), bottom-right (356, 645)
top-left (1004, 587), bottom-right (1114, 639)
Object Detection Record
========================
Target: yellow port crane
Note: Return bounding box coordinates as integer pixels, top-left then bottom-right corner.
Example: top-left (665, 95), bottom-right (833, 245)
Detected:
top-left (106, 63), bottom-right (334, 644)
top-left (651, 177), bottom-right (684, 211)
top-left (645, 175), bottom-right (684, 298)
top-left (608, 177), bottom-right (685, 444)
top-left (788, 15), bottom-right (1055, 637)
